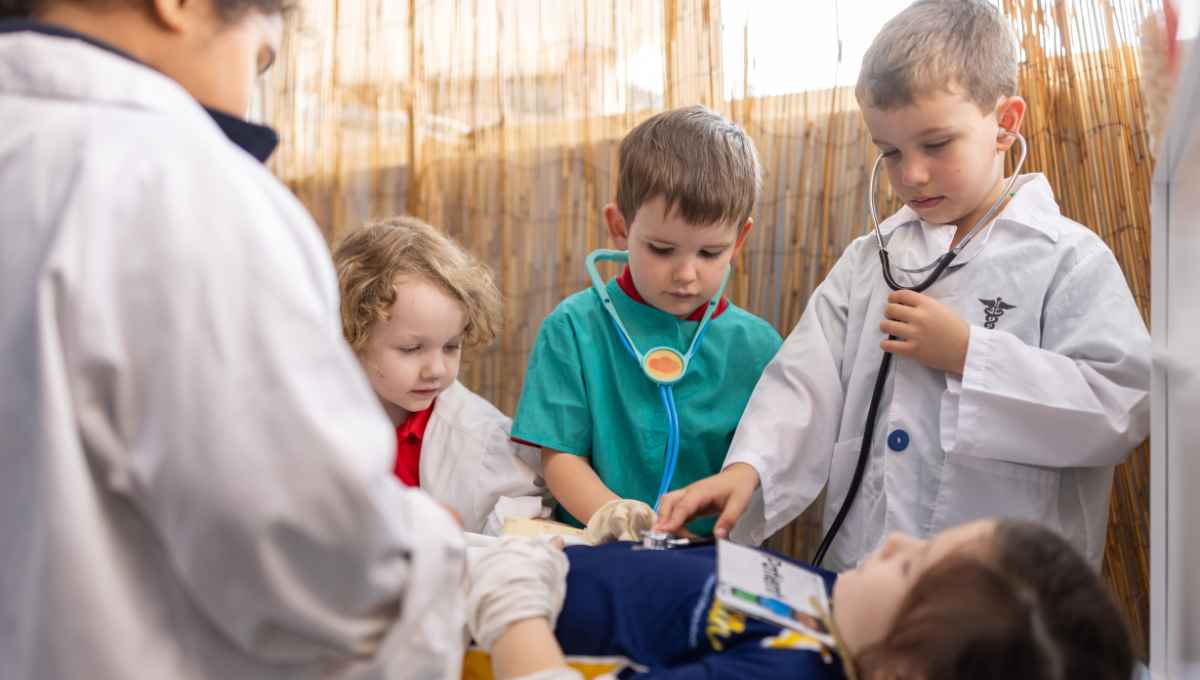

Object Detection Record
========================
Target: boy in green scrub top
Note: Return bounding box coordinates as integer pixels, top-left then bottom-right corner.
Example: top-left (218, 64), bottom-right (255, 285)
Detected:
top-left (512, 106), bottom-right (782, 538)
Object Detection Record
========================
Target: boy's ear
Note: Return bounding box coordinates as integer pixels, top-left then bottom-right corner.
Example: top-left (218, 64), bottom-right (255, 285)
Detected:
top-left (604, 203), bottom-right (630, 250)
top-left (732, 217), bottom-right (754, 256)
top-left (149, 0), bottom-right (191, 32)
top-left (995, 95), bottom-right (1027, 151)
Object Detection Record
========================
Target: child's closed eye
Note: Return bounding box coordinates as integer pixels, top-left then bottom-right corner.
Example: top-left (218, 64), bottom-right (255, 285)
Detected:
top-left (647, 244), bottom-right (673, 256)
top-left (397, 345), bottom-right (421, 354)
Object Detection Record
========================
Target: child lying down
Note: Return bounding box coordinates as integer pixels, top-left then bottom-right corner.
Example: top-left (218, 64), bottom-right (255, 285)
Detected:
top-left (463, 519), bottom-right (1133, 680)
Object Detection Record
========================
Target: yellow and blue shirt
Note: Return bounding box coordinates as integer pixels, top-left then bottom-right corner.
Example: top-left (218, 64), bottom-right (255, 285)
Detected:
top-left (554, 542), bottom-right (844, 680)
top-left (463, 542), bottom-right (846, 680)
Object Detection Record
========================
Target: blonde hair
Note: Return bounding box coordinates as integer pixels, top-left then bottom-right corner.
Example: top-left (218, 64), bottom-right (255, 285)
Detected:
top-left (616, 105), bottom-right (761, 228)
top-left (332, 216), bottom-right (502, 355)
top-left (855, 0), bottom-right (1018, 112)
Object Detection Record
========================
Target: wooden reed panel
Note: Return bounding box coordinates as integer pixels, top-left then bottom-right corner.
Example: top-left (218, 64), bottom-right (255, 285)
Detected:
top-left (262, 0), bottom-right (1156, 657)
top-left (1002, 0), bottom-right (1156, 657)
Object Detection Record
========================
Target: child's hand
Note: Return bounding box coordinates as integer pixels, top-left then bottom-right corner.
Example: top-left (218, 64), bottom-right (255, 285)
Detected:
top-left (653, 463), bottom-right (760, 539)
top-left (879, 289), bottom-right (970, 374)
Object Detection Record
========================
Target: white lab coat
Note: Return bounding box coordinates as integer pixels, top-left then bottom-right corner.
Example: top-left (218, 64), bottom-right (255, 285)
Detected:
top-left (727, 174), bottom-right (1150, 570)
top-left (0, 30), bottom-right (465, 680)
top-left (420, 381), bottom-right (549, 535)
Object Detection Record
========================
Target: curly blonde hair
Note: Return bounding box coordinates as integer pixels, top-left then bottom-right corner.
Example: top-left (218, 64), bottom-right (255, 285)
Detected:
top-left (332, 216), bottom-right (502, 355)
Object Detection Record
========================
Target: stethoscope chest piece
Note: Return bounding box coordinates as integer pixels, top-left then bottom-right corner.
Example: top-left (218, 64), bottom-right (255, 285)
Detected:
top-left (643, 346), bottom-right (688, 384)
top-left (635, 529), bottom-right (712, 550)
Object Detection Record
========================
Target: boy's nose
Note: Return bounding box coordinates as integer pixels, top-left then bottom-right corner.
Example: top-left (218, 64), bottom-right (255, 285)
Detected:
top-left (900, 159), bottom-right (930, 187)
top-left (674, 259), bottom-right (698, 284)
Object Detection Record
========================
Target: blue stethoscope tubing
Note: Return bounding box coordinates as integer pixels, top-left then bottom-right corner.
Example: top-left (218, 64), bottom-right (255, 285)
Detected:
top-left (811, 132), bottom-right (1028, 567)
top-left (586, 249), bottom-right (731, 510)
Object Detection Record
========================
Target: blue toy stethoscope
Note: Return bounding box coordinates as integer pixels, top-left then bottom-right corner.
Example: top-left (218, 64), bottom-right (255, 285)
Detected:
top-left (811, 131), bottom-right (1028, 566)
top-left (586, 250), bottom-right (731, 510)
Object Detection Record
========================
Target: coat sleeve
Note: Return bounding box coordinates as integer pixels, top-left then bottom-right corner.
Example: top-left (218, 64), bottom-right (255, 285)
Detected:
top-left (940, 245), bottom-right (1151, 467)
top-left (724, 249), bottom-right (854, 545)
top-left (63, 156), bottom-right (466, 676)
top-left (477, 415), bottom-right (554, 536)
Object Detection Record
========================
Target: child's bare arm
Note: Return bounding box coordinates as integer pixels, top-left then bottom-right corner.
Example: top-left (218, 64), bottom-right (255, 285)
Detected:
top-left (490, 618), bottom-right (577, 680)
top-left (542, 449), bottom-right (620, 524)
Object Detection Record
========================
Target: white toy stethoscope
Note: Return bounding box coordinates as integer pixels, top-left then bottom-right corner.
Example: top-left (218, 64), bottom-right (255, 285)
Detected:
top-left (586, 249), bottom-right (731, 510)
top-left (812, 130), bottom-right (1028, 566)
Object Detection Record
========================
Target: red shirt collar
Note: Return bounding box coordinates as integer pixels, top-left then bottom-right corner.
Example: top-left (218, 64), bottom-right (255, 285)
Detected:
top-left (397, 400), bottom-right (436, 441)
top-left (616, 266), bottom-right (729, 321)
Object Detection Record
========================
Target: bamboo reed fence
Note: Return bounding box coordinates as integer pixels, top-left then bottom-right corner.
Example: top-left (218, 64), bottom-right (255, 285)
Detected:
top-left (260, 0), bottom-right (1158, 656)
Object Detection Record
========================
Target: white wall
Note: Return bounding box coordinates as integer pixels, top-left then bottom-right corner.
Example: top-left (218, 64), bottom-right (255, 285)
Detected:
top-left (1151, 29), bottom-right (1200, 680)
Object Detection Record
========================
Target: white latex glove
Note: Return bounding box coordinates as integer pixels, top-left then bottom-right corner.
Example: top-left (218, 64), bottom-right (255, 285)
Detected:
top-left (583, 499), bottom-right (656, 545)
top-left (466, 537), bottom-right (569, 651)
top-left (483, 495), bottom-right (552, 537)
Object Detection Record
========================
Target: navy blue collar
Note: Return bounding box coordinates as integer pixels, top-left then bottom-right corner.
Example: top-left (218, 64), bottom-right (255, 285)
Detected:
top-left (203, 107), bottom-right (280, 164)
top-left (0, 19), bottom-right (279, 163)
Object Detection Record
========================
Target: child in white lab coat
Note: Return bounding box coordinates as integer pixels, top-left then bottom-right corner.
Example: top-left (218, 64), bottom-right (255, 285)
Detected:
top-left (333, 215), bottom-right (549, 535)
top-left (656, 0), bottom-right (1151, 570)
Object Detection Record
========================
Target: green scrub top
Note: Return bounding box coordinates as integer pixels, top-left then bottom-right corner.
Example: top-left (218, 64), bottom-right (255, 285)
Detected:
top-left (512, 277), bottom-right (782, 536)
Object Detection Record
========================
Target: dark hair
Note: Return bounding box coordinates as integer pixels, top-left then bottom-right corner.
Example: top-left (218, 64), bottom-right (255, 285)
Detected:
top-left (993, 521), bottom-right (1134, 679)
top-left (0, 0), bottom-right (34, 18)
top-left (616, 105), bottom-right (761, 229)
top-left (855, 521), bottom-right (1134, 680)
top-left (1, 0), bottom-right (287, 21)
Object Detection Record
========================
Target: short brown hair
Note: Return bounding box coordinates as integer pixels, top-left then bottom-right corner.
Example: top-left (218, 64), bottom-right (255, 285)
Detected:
top-left (855, 521), bottom-right (1134, 680)
top-left (332, 216), bottom-right (502, 355)
top-left (615, 105), bottom-right (761, 228)
top-left (855, 0), bottom-right (1018, 112)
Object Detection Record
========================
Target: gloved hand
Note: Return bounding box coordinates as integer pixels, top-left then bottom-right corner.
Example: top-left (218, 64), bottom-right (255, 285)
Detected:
top-left (465, 536), bottom-right (569, 651)
top-left (583, 498), bottom-right (656, 544)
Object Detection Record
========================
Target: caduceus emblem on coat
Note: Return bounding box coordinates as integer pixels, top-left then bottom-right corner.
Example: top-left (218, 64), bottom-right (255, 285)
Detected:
top-left (979, 297), bottom-right (1017, 329)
